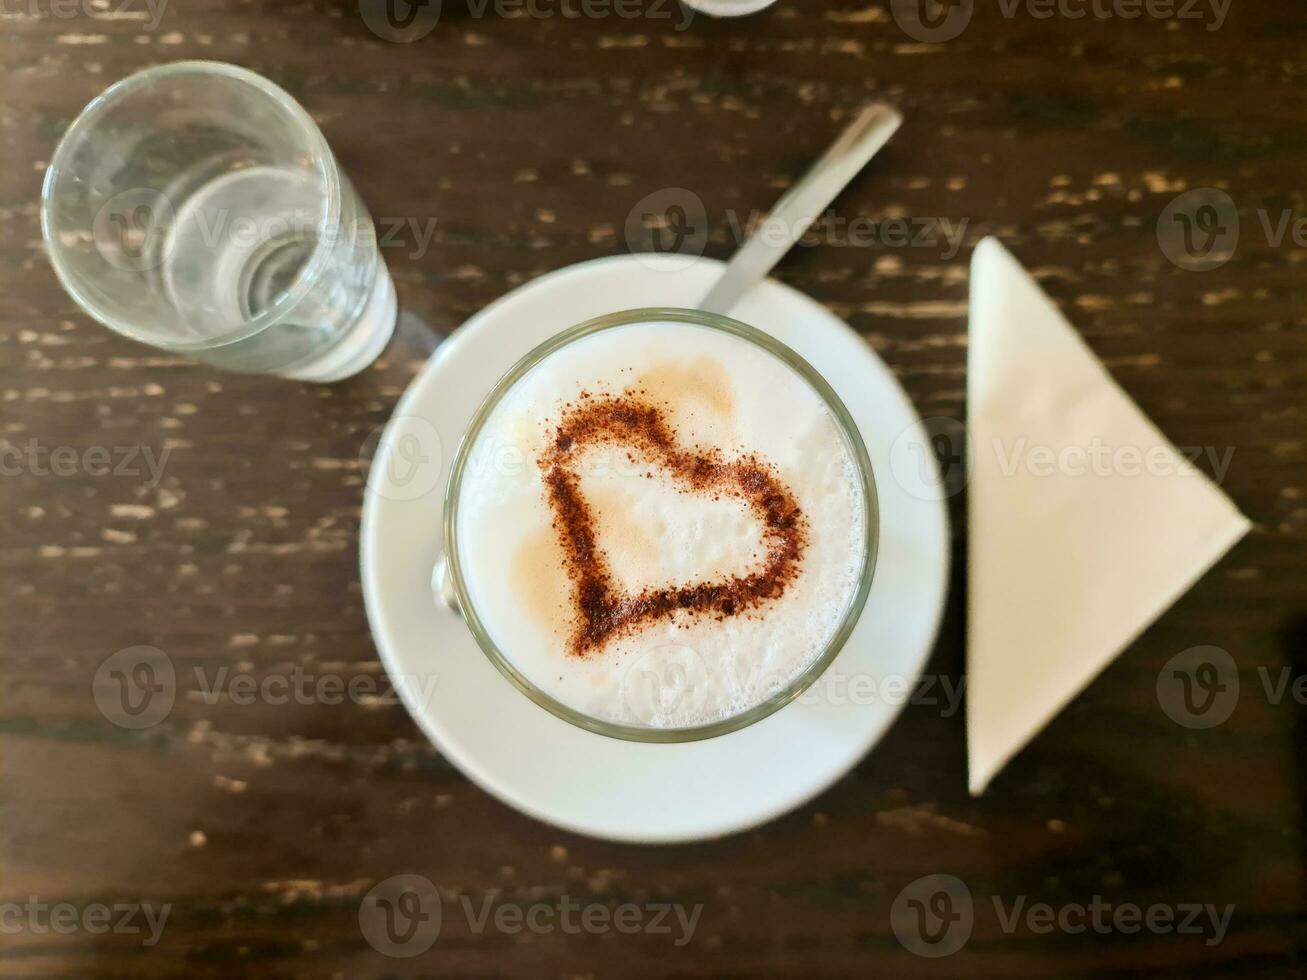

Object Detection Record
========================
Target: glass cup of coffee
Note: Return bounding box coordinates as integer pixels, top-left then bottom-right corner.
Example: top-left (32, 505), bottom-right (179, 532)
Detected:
top-left (435, 308), bottom-right (878, 742)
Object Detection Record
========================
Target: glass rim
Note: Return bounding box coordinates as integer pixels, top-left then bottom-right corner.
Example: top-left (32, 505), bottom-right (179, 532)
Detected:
top-left (442, 307), bottom-right (880, 743)
top-left (40, 60), bottom-right (342, 351)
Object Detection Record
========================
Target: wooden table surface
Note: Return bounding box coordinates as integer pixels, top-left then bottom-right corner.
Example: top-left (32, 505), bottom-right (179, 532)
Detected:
top-left (3, 0), bottom-right (1305, 976)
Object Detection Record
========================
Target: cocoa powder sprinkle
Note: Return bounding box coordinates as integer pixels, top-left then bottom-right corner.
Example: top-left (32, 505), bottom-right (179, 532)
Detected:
top-left (540, 394), bottom-right (808, 657)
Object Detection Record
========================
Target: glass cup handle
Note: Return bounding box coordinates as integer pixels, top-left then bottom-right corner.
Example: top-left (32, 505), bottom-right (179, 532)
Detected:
top-left (431, 556), bottom-right (463, 617)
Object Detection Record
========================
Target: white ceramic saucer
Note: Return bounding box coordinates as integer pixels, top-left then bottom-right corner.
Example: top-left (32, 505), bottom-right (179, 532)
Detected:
top-left (360, 254), bottom-right (949, 843)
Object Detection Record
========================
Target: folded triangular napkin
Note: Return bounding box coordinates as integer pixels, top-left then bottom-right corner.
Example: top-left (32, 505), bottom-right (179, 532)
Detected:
top-left (966, 237), bottom-right (1251, 795)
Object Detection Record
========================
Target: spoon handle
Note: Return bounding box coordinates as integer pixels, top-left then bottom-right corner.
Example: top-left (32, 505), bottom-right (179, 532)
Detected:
top-left (699, 103), bottom-right (903, 317)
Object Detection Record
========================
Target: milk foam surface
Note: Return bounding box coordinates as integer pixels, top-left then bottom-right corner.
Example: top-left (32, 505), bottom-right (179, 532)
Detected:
top-left (455, 320), bottom-right (867, 728)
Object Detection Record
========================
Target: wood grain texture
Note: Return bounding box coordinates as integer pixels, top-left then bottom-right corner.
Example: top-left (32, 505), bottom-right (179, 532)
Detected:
top-left (2, 0), bottom-right (1305, 976)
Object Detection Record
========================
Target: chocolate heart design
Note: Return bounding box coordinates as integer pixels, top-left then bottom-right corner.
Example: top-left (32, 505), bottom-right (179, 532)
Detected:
top-left (540, 393), bottom-right (808, 656)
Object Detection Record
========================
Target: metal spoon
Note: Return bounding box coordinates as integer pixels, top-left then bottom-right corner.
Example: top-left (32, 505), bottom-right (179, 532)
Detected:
top-left (431, 104), bottom-right (902, 614)
top-left (699, 102), bottom-right (903, 316)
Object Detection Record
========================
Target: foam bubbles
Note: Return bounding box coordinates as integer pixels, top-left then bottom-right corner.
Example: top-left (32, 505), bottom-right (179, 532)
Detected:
top-left (456, 320), bottom-right (866, 728)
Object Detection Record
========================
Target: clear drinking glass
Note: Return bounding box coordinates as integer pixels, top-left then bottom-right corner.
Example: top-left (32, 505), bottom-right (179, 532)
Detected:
top-left (41, 61), bottom-right (396, 382)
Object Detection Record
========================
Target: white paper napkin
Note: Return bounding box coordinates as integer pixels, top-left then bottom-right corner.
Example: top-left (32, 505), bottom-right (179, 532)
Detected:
top-left (966, 237), bottom-right (1251, 795)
